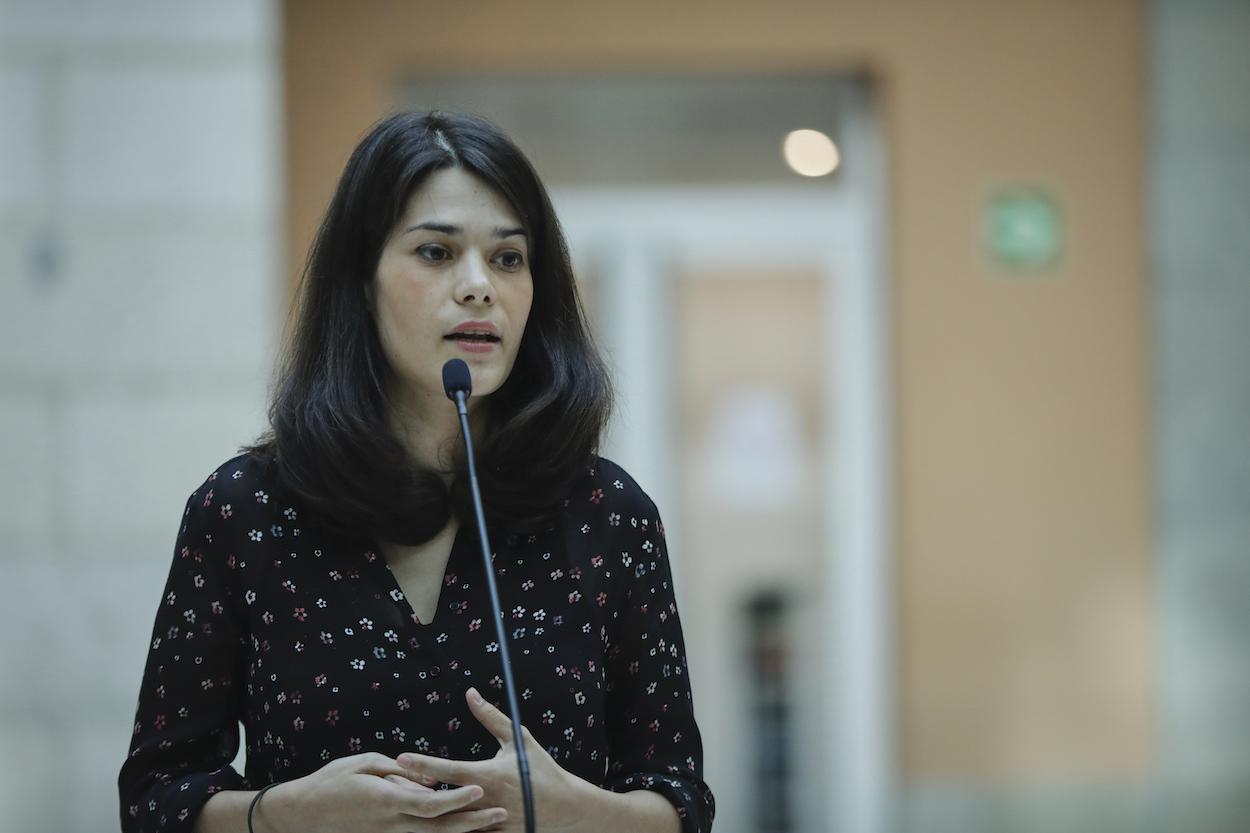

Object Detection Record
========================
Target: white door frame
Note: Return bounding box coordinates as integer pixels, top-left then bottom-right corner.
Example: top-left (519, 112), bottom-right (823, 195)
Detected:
top-left (554, 134), bottom-right (894, 833)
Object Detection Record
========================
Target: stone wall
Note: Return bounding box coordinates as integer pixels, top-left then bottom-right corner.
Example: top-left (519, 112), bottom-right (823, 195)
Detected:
top-left (0, 2), bottom-right (280, 829)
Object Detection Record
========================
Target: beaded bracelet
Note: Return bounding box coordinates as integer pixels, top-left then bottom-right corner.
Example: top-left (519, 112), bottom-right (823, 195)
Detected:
top-left (247, 782), bottom-right (280, 833)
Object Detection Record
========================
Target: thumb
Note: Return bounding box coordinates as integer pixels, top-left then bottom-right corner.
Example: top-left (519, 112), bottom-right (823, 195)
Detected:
top-left (466, 687), bottom-right (515, 746)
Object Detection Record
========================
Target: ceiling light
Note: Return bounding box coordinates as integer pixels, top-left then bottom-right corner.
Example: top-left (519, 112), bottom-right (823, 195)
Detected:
top-left (782, 129), bottom-right (840, 177)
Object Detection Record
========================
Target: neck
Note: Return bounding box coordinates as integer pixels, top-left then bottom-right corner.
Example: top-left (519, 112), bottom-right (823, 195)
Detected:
top-left (387, 387), bottom-right (483, 479)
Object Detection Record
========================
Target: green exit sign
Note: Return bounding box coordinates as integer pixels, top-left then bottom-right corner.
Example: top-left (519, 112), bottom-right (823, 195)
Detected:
top-left (982, 187), bottom-right (1063, 272)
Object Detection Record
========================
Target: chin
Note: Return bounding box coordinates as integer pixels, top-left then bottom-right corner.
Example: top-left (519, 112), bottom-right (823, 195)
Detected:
top-left (435, 350), bottom-right (518, 401)
top-left (464, 366), bottom-right (506, 398)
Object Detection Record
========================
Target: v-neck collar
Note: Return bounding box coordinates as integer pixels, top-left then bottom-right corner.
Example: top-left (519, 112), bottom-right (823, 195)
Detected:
top-left (367, 524), bottom-right (467, 632)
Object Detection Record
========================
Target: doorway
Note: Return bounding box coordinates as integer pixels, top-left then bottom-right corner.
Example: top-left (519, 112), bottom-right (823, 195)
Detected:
top-left (555, 165), bottom-right (892, 833)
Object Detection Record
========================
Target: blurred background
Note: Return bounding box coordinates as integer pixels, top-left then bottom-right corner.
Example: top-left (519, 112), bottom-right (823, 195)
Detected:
top-left (1, 0), bottom-right (1247, 831)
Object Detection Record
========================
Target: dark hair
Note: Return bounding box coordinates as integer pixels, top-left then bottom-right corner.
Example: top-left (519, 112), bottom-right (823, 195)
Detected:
top-left (251, 111), bottom-right (612, 545)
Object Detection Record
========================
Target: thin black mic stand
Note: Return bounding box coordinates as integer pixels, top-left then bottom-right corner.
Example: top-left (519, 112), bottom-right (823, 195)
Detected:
top-left (443, 359), bottom-right (535, 833)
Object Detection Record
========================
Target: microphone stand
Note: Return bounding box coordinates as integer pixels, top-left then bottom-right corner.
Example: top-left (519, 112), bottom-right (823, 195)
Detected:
top-left (446, 369), bottom-right (536, 833)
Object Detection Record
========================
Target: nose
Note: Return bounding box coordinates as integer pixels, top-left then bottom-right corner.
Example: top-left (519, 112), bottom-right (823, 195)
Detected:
top-left (454, 254), bottom-right (494, 305)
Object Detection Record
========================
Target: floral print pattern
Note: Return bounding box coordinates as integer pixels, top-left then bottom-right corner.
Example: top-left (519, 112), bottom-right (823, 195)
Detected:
top-left (118, 454), bottom-right (714, 832)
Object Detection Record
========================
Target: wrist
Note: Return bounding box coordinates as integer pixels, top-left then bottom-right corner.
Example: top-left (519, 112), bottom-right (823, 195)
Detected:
top-left (549, 768), bottom-right (596, 831)
top-left (554, 778), bottom-right (617, 833)
top-left (580, 783), bottom-right (681, 833)
top-left (251, 781), bottom-right (293, 833)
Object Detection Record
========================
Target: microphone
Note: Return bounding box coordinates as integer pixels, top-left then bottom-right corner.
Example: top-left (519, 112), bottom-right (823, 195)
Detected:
top-left (441, 359), bottom-right (536, 833)
top-left (441, 357), bottom-right (473, 414)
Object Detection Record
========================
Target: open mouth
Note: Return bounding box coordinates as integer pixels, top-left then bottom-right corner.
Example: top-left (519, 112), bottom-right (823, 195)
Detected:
top-left (445, 332), bottom-right (501, 343)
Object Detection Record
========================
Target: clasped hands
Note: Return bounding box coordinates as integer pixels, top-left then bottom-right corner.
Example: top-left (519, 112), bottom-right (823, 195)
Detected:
top-left (261, 687), bottom-right (589, 833)
top-left (391, 686), bottom-right (585, 833)
top-left (392, 680), bottom-right (587, 830)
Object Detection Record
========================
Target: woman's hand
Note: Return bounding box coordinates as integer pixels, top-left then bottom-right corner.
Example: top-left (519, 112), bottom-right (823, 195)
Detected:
top-left (397, 688), bottom-right (591, 833)
top-left (254, 751), bottom-right (507, 833)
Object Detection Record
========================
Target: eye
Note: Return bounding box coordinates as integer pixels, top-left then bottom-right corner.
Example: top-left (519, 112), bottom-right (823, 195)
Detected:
top-left (416, 244), bottom-right (451, 263)
top-left (494, 250), bottom-right (526, 271)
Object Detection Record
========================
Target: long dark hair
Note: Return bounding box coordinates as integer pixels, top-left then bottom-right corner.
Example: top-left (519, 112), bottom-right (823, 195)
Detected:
top-left (251, 111), bottom-right (612, 545)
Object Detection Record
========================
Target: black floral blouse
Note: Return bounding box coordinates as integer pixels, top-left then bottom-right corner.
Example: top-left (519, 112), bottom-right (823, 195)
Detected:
top-left (118, 453), bottom-right (714, 832)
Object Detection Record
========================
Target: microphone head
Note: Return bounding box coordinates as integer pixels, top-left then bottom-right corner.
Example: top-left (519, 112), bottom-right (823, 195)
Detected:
top-left (442, 359), bottom-right (472, 400)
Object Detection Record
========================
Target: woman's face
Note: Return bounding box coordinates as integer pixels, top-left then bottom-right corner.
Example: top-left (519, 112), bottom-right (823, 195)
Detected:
top-left (372, 166), bottom-right (534, 414)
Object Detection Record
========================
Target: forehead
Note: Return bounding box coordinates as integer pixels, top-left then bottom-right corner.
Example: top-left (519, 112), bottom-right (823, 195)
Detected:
top-left (400, 167), bottom-right (521, 226)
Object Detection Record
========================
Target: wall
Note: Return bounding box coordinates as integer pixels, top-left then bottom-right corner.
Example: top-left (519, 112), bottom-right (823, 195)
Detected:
top-left (1152, 0), bottom-right (1250, 828)
top-left (6, 0), bottom-right (1245, 830)
top-left (0, 2), bottom-right (280, 830)
top-left (21, 0), bottom-right (1250, 830)
top-left (283, 0), bottom-right (1151, 785)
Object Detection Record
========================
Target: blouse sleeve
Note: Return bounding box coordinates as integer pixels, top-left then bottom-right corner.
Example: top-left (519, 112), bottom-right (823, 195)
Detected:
top-left (598, 468), bottom-right (716, 833)
top-left (118, 473), bottom-right (251, 832)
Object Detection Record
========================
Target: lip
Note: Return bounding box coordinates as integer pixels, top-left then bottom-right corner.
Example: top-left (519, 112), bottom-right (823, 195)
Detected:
top-left (447, 320), bottom-right (500, 338)
top-left (452, 340), bottom-right (497, 353)
top-left (445, 320), bottom-right (501, 353)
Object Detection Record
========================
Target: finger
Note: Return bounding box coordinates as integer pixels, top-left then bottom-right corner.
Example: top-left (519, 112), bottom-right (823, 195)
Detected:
top-left (398, 752), bottom-right (484, 787)
top-left (434, 807), bottom-right (508, 833)
top-left (383, 773), bottom-right (433, 793)
top-left (407, 769), bottom-right (440, 788)
top-left (465, 687), bottom-right (515, 746)
top-left (398, 783), bottom-right (485, 819)
top-left (347, 751), bottom-right (410, 779)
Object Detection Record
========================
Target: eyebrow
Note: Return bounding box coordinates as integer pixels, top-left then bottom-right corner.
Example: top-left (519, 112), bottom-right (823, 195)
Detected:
top-left (403, 221), bottom-right (526, 239)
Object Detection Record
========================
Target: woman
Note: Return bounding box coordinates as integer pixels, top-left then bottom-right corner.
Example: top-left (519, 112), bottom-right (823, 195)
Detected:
top-left (118, 111), bottom-right (714, 833)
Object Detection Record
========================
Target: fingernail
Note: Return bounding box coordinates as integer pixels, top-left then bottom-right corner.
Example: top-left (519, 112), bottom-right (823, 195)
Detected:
top-left (397, 753), bottom-right (413, 767)
top-left (493, 810), bottom-right (508, 823)
top-left (469, 687), bottom-right (483, 704)
top-left (469, 786), bottom-right (483, 800)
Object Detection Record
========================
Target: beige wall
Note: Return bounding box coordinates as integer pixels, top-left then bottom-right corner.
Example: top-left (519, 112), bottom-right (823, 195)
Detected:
top-left (284, 0), bottom-right (1150, 780)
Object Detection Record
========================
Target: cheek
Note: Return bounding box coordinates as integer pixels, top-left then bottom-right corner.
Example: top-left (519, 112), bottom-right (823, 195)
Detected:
top-left (514, 280), bottom-right (535, 332)
top-left (374, 282), bottom-right (440, 368)
top-left (375, 311), bottom-right (404, 368)
top-left (377, 275), bottom-right (430, 331)
top-left (373, 295), bottom-right (405, 357)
